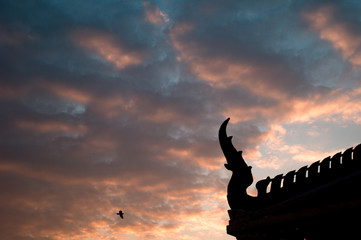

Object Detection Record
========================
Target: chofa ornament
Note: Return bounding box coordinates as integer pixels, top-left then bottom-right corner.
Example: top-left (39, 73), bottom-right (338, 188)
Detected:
top-left (219, 118), bottom-right (361, 239)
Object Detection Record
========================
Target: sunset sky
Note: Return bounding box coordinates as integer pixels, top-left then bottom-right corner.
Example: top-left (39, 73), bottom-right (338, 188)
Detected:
top-left (2, 0), bottom-right (361, 239)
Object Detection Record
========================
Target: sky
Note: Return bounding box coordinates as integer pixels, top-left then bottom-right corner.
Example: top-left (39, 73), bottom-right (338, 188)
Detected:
top-left (1, 0), bottom-right (361, 239)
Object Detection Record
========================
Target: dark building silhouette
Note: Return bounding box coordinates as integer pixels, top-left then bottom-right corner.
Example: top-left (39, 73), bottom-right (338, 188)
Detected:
top-left (219, 118), bottom-right (361, 240)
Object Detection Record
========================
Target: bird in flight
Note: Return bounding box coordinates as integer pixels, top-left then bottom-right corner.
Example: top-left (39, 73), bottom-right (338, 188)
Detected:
top-left (116, 210), bottom-right (124, 219)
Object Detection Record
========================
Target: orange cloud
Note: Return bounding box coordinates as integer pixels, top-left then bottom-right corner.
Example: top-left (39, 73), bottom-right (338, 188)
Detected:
top-left (89, 94), bottom-right (131, 119)
top-left (143, 2), bottom-right (169, 26)
top-left (16, 120), bottom-right (87, 135)
top-left (0, 84), bottom-right (32, 99)
top-left (169, 22), bottom-right (196, 61)
top-left (170, 22), bottom-right (291, 104)
top-left (140, 106), bottom-right (187, 123)
top-left (0, 162), bottom-right (82, 185)
top-left (164, 148), bottom-right (224, 170)
top-left (290, 145), bottom-right (342, 163)
top-left (224, 85), bottom-right (361, 126)
top-left (0, 81), bottom-right (92, 109)
top-left (91, 93), bottom-right (197, 125)
top-left (304, 5), bottom-right (361, 67)
top-left (170, 19), bottom-right (361, 128)
top-left (73, 29), bottom-right (144, 69)
top-left (46, 83), bottom-right (92, 103)
top-left (0, 150), bottom-right (229, 240)
top-left (287, 87), bottom-right (361, 123)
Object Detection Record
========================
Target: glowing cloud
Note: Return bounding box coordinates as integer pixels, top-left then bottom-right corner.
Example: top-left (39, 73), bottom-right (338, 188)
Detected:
top-left (73, 29), bottom-right (144, 69)
top-left (304, 5), bottom-right (361, 67)
top-left (16, 120), bottom-right (87, 135)
top-left (288, 87), bottom-right (361, 123)
top-left (143, 1), bottom-right (169, 26)
top-left (47, 83), bottom-right (92, 104)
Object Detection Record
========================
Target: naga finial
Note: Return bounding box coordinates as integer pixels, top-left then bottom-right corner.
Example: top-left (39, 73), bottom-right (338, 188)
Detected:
top-left (219, 118), bottom-right (254, 209)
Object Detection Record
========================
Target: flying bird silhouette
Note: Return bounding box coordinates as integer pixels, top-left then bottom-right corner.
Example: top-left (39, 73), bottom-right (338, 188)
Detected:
top-left (116, 210), bottom-right (124, 219)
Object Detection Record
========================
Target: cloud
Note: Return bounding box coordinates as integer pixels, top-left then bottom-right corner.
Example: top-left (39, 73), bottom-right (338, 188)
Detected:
top-left (287, 87), bottom-right (361, 123)
top-left (169, 11), bottom-right (361, 127)
top-left (73, 29), bottom-right (146, 70)
top-left (143, 1), bottom-right (169, 26)
top-left (0, 24), bottom-right (34, 45)
top-left (304, 4), bottom-right (361, 68)
top-left (15, 120), bottom-right (87, 135)
top-left (1, 1), bottom-right (361, 240)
